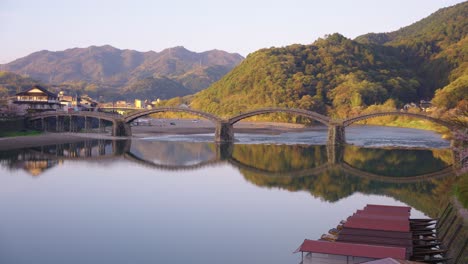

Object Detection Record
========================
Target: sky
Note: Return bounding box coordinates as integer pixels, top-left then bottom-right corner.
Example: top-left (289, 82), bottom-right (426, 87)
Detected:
top-left (0, 0), bottom-right (465, 63)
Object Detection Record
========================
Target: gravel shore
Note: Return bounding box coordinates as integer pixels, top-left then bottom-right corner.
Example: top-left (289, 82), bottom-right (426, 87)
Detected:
top-left (0, 120), bottom-right (321, 151)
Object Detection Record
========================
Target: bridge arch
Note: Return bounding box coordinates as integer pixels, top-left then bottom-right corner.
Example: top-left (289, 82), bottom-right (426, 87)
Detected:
top-left (123, 152), bottom-right (223, 171)
top-left (28, 111), bottom-right (118, 123)
top-left (228, 157), bottom-right (331, 178)
top-left (343, 111), bottom-right (452, 128)
top-left (123, 107), bottom-right (222, 124)
top-left (228, 108), bottom-right (330, 126)
top-left (340, 161), bottom-right (454, 183)
top-left (27, 111), bottom-right (119, 134)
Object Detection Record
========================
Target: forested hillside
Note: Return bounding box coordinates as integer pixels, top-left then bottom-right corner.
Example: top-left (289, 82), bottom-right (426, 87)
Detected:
top-left (356, 1), bottom-right (467, 109)
top-left (189, 2), bottom-right (467, 120)
top-left (0, 72), bottom-right (43, 96)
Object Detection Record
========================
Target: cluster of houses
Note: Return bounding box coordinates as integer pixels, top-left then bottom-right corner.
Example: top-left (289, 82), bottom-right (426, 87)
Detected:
top-left (1, 85), bottom-right (158, 116)
top-left (8, 85), bottom-right (98, 113)
top-left (2, 85), bottom-right (433, 116)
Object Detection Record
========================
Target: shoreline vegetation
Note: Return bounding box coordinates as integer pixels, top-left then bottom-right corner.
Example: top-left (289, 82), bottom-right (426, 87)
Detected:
top-left (0, 130), bottom-right (42, 138)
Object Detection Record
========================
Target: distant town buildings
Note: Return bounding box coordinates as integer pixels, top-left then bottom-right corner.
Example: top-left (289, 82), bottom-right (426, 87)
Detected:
top-left (135, 99), bottom-right (142, 109)
top-left (78, 95), bottom-right (98, 111)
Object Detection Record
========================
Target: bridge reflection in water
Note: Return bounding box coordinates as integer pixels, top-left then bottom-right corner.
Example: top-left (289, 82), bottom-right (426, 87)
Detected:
top-left (0, 139), bottom-right (457, 217)
top-left (0, 139), bottom-right (456, 206)
top-left (0, 139), bottom-right (455, 180)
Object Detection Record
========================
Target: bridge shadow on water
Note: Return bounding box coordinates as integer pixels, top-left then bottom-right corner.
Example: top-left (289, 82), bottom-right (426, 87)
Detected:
top-left (0, 138), bottom-right (458, 217)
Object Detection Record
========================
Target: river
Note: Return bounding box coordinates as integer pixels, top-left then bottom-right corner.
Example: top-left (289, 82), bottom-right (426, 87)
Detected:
top-left (0, 126), bottom-right (455, 264)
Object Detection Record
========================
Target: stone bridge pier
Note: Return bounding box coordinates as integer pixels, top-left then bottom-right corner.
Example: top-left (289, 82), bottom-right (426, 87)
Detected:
top-left (327, 122), bottom-right (345, 145)
top-left (98, 119), bottom-right (107, 133)
top-left (112, 120), bottom-right (132, 137)
top-left (215, 142), bottom-right (234, 160)
top-left (84, 117), bottom-right (92, 132)
top-left (112, 139), bottom-right (132, 155)
top-left (55, 116), bottom-right (65, 132)
top-left (215, 121), bottom-right (234, 142)
top-left (69, 116), bottom-right (79, 132)
top-left (327, 144), bottom-right (344, 165)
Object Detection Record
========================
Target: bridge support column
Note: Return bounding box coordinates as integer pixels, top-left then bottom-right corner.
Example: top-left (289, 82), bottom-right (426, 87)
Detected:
top-left (68, 143), bottom-right (78, 157)
top-left (112, 120), bottom-right (132, 137)
top-left (98, 140), bottom-right (106, 155)
top-left (327, 144), bottom-right (344, 165)
top-left (56, 116), bottom-right (65, 132)
top-left (98, 119), bottom-right (106, 133)
top-left (33, 119), bottom-right (41, 130)
top-left (84, 117), bottom-right (92, 133)
top-left (113, 140), bottom-right (131, 155)
top-left (215, 142), bottom-right (234, 160)
top-left (215, 122), bottom-right (234, 142)
top-left (327, 125), bottom-right (345, 145)
top-left (69, 116), bottom-right (78, 132)
top-left (55, 144), bottom-right (64, 157)
top-left (84, 140), bottom-right (92, 157)
top-left (41, 118), bottom-right (48, 131)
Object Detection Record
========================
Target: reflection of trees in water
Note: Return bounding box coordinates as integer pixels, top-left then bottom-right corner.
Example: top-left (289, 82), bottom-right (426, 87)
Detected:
top-left (233, 144), bottom-right (455, 218)
top-left (343, 146), bottom-right (453, 177)
top-left (240, 165), bottom-right (457, 217)
top-left (0, 140), bottom-right (458, 217)
top-left (232, 144), bottom-right (328, 172)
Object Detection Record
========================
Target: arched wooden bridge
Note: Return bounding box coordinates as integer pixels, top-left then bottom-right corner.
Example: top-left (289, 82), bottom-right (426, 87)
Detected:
top-left (27, 107), bottom-right (453, 145)
top-left (343, 111), bottom-right (452, 127)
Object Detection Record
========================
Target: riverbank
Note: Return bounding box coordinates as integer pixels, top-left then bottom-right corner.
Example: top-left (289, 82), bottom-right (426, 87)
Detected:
top-left (0, 120), bottom-right (314, 151)
top-left (130, 119), bottom-right (314, 137)
top-left (0, 118), bottom-right (454, 151)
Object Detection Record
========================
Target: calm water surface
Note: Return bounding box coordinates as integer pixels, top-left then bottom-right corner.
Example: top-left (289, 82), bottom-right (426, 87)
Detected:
top-left (0, 126), bottom-right (455, 264)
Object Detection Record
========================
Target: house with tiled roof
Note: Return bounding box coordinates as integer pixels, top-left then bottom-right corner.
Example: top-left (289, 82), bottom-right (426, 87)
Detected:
top-left (14, 85), bottom-right (61, 112)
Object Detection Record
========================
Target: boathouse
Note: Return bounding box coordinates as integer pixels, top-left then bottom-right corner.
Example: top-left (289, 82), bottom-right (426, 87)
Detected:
top-left (295, 239), bottom-right (407, 264)
top-left (295, 204), bottom-right (445, 263)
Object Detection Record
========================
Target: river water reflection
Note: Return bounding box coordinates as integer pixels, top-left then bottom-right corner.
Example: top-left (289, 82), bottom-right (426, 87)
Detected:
top-left (0, 126), bottom-right (456, 264)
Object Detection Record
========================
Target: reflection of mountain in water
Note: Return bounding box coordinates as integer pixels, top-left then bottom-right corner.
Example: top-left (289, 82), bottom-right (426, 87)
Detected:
top-left (0, 140), bottom-right (458, 217)
top-left (130, 140), bottom-right (216, 166)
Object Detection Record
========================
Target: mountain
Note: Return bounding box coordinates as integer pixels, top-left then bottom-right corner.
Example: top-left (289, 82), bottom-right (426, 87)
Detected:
top-left (189, 2), bottom-right (467, 119)
top-left (1, 45), bottom-right (243, 100)
top-left (0, 71), bottom-right (43, 96)
top-left (121, 76), bottom-right (192, 101)
top-left (355, 1), bottom-right (468, 106)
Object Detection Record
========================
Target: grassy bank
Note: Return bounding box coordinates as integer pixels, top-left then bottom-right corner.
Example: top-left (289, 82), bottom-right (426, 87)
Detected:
top-left (351, 115), bottom-right (451, 138)
top-left (0, 130), bottom-right (42, 138)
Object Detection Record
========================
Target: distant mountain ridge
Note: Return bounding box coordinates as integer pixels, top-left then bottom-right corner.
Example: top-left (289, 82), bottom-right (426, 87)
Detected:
top-left (1, 45), bottom-right (243, 100)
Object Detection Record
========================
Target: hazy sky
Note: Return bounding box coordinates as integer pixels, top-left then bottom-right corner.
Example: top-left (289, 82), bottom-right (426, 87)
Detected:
top-left (0, 0), bottom-right (465, 63)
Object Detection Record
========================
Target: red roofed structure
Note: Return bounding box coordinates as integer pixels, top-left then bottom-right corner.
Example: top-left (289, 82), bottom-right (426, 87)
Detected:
top-left (344, 218), bottom-right (410, 232)
top-left (294, 204), bottom-right (424, 263)
top-left (293, 204), bottom-right (444, 263)
top-left (295, 240), bottom-right (407, 264)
